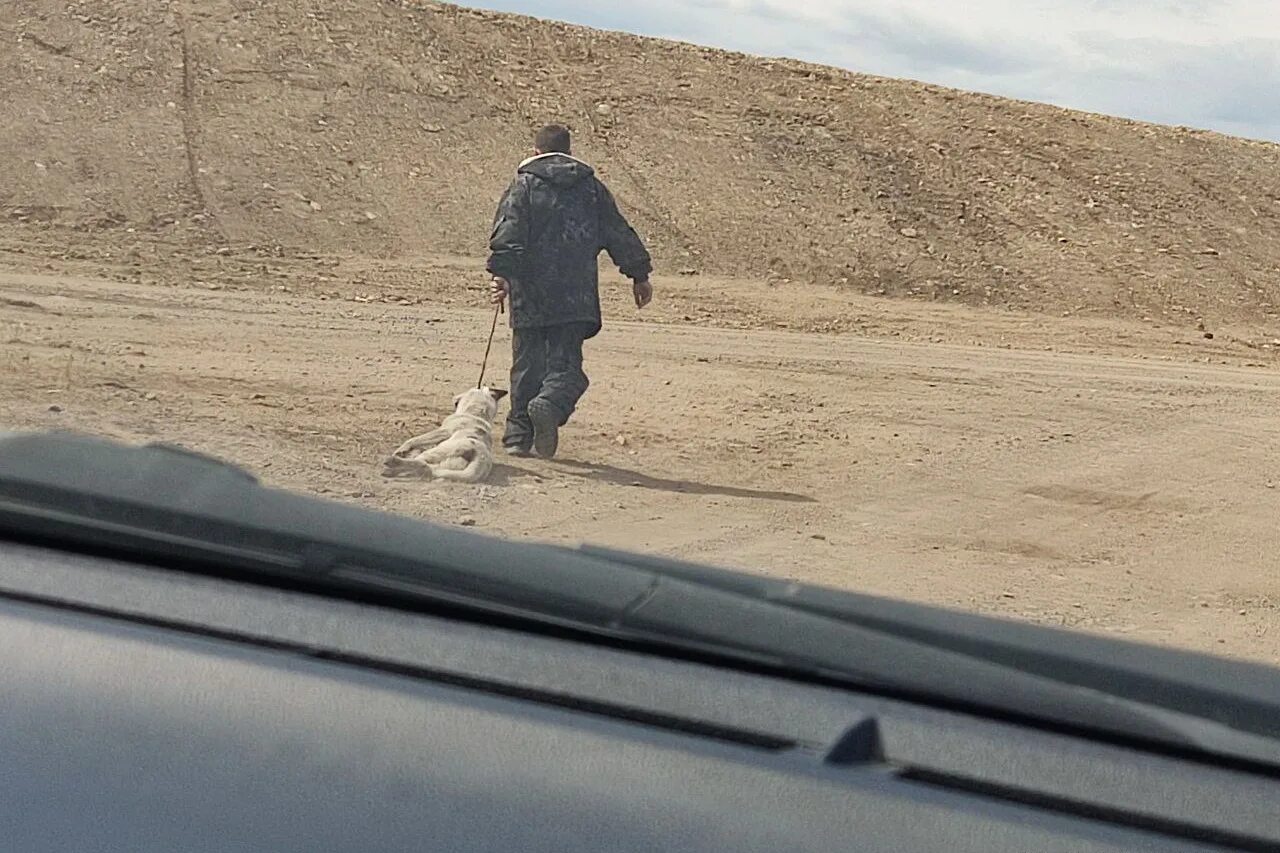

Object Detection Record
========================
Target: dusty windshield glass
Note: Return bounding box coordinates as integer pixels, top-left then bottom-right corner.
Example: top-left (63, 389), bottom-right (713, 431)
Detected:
top-left (2, 0), bottom-right (1277, 669)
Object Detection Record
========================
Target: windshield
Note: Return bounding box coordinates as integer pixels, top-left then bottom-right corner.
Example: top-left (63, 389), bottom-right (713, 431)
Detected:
top-left (1, 0), bottom-right (1277, 678)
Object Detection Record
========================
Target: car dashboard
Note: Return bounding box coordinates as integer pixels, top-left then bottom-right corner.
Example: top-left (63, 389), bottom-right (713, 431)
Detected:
top-left (3, 537), bottom-right (1277, 853)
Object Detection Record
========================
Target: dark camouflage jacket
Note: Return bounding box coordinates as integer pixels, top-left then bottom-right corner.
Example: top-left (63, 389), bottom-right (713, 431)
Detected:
top-left (486, 153), bottom-right (652, 338)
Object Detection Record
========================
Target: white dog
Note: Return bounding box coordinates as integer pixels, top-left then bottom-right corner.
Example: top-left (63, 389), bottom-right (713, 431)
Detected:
top-left (382, 387), bottom-right (508, 483)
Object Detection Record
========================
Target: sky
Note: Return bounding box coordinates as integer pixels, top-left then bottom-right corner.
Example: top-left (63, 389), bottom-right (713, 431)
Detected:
top-left (464, 0), bottom-right (1280, 143)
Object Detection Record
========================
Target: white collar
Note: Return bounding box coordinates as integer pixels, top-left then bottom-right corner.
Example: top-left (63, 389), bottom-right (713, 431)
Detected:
top-left (518, 152), bottom-right (592, 169)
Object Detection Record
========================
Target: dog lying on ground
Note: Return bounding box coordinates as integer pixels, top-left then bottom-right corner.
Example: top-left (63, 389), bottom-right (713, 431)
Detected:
top-left (382, 387), bottom-right (507, 484)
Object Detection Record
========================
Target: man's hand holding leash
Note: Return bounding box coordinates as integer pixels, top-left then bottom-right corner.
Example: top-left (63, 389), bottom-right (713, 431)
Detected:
top-left (491, 276), bottom-right (509, 313)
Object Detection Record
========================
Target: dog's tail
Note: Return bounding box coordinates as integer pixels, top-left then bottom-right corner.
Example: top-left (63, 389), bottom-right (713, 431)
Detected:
top-left (426, 458), bottom-right (490, 484)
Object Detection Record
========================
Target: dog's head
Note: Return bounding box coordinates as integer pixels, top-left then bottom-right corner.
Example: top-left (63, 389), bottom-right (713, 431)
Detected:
top-left (452, 386), bottom-right (508, 420)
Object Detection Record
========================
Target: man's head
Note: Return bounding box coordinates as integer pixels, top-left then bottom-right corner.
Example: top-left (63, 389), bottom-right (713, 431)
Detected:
top-left (534, 124), bottom-right (571, 156)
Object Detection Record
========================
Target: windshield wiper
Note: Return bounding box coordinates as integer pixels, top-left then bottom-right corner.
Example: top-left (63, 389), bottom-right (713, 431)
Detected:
top-left (1, 430), bottom-right (1279, 770)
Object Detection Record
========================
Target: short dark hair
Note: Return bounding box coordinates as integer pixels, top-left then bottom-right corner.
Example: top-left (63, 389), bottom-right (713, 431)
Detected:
top-left (534, 124), bottom-right (571, 154)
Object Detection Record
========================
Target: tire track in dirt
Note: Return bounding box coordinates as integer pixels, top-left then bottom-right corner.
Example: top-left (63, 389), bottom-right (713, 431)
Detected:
top-left (174, 6), bottom-right (224, 243)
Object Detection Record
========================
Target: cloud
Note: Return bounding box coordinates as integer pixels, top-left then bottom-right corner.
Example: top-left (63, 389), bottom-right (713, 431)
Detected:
top-left (464, 0), bottom-right (1280, 141)
top-left (1058, 34), bottom-right (1280, 138)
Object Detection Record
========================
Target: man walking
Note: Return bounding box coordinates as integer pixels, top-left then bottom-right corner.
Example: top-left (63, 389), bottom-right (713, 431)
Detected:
top-left (487, 123), bottom-right (653, 459)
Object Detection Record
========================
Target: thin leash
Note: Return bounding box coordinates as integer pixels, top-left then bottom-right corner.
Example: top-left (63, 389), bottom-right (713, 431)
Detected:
top-left (476, 299), bottom-right (503, 389)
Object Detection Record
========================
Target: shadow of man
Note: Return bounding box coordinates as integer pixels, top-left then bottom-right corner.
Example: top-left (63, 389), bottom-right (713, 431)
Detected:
top-left (551, 458), bottom-right (817, 504)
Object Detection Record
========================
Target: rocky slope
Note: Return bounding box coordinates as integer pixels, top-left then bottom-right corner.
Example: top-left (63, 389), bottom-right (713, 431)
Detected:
top-left (3, 0), bottom-right (1279, 323)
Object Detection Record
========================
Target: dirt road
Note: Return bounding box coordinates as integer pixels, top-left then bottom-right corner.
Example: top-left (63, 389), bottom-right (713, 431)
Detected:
top-left (3, 266), bottom-right (1278, 664)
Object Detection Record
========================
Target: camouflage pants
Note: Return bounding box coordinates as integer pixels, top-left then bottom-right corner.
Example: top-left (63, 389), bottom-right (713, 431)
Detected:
top-left (504, 322), bottom-right (593, 449)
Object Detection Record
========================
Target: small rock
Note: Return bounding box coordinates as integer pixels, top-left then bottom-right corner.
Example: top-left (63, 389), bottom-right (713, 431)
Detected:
top-left (810, 534), bottom-right (827, 541)
top-left (143, 392), bottom-right (157, 401)
top-left (48, 404), bottom-right (63, 413)
top-left (615, 435), bottom-right (629, 447)
top-left (678, 267), bottom-right (699, 276)
top-left (595, 102), bottom-right (613, 116)
top-left (899, 227), bottom-right (920, 239)
top-left (1238, 609), bottom-right (1248, 616)
top-left (459, 517), bottom-right (477, 527)
top-left (1203, 332), bottom-right (1215, 340)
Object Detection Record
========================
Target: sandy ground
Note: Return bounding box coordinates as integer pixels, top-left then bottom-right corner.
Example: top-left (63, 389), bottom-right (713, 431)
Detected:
top-left (2, 265), bottom-right (1278, 664)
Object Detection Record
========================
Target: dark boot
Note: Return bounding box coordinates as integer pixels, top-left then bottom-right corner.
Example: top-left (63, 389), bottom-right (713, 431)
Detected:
top-left (527, 322), bottom-right (592, 458)
top-left (527, 398), bottom-right (560, 460)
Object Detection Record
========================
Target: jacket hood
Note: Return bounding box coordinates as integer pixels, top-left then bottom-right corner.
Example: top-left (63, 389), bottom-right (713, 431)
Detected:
top-left (518, 152), bottom-right (595, 187)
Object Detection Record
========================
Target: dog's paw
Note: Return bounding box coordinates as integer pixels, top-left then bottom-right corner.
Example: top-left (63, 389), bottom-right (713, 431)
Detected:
top-left (381, 455), bottom-right (423, 479)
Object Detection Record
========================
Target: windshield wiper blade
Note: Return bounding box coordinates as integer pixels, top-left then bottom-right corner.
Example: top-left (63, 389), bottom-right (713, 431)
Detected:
top-left (1, 431), bottom-right (1279, 769)
top-left (579, 546), bottom-right (1280, 766)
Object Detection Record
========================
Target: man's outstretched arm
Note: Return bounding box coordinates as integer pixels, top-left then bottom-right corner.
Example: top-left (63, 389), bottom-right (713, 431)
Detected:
top-left (598, 182), bottom-right (654, 308)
